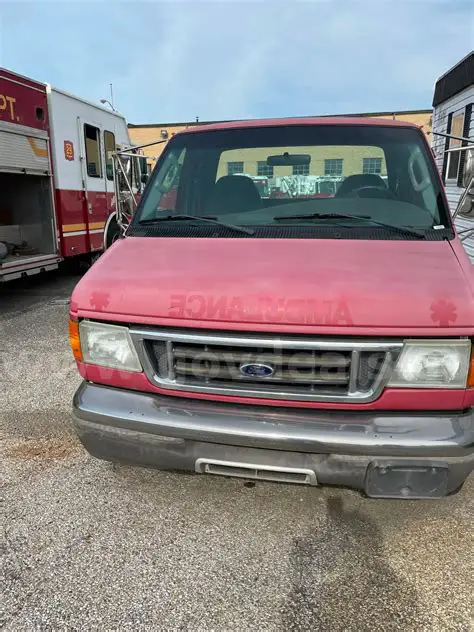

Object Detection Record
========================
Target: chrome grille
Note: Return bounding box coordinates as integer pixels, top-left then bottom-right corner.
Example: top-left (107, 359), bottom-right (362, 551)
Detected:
top-left (173, 343), bottom-right (352, 386)
top-left (131, 328), bottom-right (403, 403)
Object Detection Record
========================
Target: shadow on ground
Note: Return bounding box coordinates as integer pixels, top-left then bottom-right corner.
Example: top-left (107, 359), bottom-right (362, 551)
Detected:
top-left (282, 496), bottom-right (428, 631)
top-left (0, 269), bottom-right (81, 316)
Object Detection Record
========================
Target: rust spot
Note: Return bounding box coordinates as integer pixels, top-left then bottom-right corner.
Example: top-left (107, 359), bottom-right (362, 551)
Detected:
top-left (5, 438), bottom-right (81, 460)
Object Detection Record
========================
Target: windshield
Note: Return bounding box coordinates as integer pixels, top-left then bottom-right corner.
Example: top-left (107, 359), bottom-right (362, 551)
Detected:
top-left (131, 124), bottom-right (451, 240)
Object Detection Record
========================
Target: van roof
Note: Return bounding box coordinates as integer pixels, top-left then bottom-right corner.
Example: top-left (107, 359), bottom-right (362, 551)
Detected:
top-left (180, 116), bottom-right (420, 135)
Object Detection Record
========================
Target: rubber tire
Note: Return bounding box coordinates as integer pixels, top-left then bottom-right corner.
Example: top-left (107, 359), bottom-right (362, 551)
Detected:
top-left (105, 217), bottom-right (121, 249)
top-left (446, 482), bottom-right (464, 497)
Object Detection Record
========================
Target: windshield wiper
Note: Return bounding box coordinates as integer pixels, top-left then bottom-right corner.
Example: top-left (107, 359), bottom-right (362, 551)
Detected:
top-left (138, 214), bottom-right (255, 235)
top-left (273, 212), bottom-right (426, 238)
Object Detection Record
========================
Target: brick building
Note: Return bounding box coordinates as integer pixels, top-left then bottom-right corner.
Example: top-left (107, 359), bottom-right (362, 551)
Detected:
top-left (128, 109), bottom-right (432, 178)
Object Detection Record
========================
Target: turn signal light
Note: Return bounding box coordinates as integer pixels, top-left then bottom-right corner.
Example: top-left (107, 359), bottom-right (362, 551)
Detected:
top-left (468, 347), bottom-right (474, 388)
top-left (69, 319), bottom-right (83, 362)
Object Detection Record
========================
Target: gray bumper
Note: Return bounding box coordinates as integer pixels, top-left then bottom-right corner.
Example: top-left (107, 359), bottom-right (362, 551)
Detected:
top-left (73, 382), bottom-right (474, 498)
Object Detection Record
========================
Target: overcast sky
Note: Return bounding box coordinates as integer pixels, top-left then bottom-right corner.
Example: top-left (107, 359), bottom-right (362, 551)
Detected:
top-left (1, 1), bottom-right (472, 124)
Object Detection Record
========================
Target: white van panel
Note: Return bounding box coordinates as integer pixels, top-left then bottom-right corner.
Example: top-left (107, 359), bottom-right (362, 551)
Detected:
top-left (47, 86), bottom-right (131, 194)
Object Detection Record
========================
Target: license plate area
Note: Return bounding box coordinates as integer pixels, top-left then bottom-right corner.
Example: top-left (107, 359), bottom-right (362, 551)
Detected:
top-left (366, 462), bottom-right (449, 499)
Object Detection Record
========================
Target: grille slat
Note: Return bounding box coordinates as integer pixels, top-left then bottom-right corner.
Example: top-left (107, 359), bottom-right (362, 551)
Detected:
top-left (138, 330), bottom-right (401, 403)
top-left (174, 360), bottom-right (350, 384)
top-left (173, 346), bottom-right (350, 368)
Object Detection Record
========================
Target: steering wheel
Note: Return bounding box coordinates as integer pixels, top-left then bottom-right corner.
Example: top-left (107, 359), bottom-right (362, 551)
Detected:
top-left (344, 185), bottom-right (397, 200)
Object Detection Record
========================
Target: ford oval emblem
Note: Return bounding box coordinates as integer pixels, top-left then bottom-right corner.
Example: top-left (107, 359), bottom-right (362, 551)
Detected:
top-left (239, 363), bottom-right (275, 378)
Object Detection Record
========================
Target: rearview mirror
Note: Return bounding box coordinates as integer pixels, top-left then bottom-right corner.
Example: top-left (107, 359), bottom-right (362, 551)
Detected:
top-left (266, 153), bottom-right (311, 166)
top-left (141, 173), bottom-right (148, 184)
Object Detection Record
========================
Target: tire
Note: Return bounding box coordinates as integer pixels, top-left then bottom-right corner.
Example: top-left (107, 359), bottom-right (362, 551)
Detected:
top-left (446, 482), bottom-right (464, 496)
top-left (105, 216), bottom-right (121, 249)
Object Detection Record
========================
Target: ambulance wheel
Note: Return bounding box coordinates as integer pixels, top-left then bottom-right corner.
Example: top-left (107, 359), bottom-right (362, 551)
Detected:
top-left (89, 252), bottom-right (102, 265)
top-left (61, 255), bottom-right (89, 275)
top-left (77, 252), bottom-right (101, 272)
top-left (105, 217), bottom-right (122, 249)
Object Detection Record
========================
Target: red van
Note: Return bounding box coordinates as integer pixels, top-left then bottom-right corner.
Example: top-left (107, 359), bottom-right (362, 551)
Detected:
top-left (70, 117), bottom-right (474, 499)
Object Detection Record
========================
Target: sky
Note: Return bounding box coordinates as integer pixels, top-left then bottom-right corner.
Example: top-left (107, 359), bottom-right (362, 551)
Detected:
top-left (0, 0), bottom-right (473, 124)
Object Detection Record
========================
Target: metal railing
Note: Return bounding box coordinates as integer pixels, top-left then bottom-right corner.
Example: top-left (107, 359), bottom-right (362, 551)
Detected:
top-left (111, 138), bottom-right (168, 235)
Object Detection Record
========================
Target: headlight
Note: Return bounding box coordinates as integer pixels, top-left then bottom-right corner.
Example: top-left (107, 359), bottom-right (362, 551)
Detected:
top-left (388, 340), bottom-right (471, 388)
top-left (79, 321), bottom-right (142, 372)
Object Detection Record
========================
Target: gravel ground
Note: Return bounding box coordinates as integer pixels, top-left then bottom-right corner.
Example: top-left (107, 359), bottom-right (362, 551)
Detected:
top-left (1, 272), bottom-right (473, 631)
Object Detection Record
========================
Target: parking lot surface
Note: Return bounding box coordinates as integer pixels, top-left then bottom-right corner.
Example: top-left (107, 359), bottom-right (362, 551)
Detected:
top-left (1, 273), bottom-right (473, 631)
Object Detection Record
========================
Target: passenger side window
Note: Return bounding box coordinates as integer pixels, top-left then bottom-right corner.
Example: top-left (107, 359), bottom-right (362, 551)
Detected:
top-left (84, 124), bottom-right (102, 178)
top-left (104, 130), bottom-right (116, 181)
top-left (138, 147), bottom-right (186, 220)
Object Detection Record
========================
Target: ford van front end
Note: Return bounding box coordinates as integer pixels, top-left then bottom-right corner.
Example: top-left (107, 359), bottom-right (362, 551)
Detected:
top-left (70, 118), bottom-right (474, 498)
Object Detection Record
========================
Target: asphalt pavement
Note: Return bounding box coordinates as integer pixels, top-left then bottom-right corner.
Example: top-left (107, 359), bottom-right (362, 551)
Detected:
top-left (1, 272), bottom-right (473, 631)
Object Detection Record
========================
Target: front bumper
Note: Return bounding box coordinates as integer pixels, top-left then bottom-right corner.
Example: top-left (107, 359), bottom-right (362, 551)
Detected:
top-left (72, 382), bottom-right (474, 498)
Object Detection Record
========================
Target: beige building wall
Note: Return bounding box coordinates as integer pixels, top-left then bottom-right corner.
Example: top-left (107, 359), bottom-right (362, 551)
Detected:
top-left (214, 146), bottom-right (386, 180)
top-left (376, 111), bottom-right (432, 131)
top-left (128, 110), bottom-right (432, 173)
top-left (128, 123), bottom-right (200, 170)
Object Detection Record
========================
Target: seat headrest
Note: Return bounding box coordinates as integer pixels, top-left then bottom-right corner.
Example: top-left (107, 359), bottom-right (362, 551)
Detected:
top-left (207, 175), bottom-right (262, 215)
top-left (336, 173), bottom-right (386, 197)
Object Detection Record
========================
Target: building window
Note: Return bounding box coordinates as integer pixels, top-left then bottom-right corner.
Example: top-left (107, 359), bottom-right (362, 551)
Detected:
top-left (227, 161), bottom-right (244, 176)
top-left (446, 111), bottom-right (465, 180)
top-left (362, 157), bottom-right (382, 175)
top-left (257, 161), bottom-right (274, 177)
top-left (104, 130), bottom-right (116, 181)
top-left (292, 164), bottom-right (309, 176)
top-left (324, 159), bottom-right (343, 176)
top-left (84, 124), bottom-right (102, 178)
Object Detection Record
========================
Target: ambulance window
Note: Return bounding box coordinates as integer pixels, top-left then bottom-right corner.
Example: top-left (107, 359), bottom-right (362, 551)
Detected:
top-left (84, 124), bottom-right (102, 178)
top-left (104, 131), bottom-right (115, 180)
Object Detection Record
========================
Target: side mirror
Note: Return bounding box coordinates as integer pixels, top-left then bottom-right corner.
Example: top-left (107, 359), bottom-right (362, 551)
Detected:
top-left (462, 149), bottom-right (474, 188)
top-left (141, 173), bottom-right (148, 184)
top-left (139, 156), bottom-right (148, 174)
top-left (455, 175), bottom-right (474, 217)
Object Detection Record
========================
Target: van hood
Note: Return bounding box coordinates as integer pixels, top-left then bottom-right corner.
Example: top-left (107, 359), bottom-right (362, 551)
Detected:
top-left (71, 237), bottom-right (474, 330)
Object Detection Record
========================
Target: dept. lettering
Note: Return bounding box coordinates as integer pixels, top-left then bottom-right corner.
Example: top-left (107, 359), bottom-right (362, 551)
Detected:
top-left (0, 94), bottom-right (17, 121)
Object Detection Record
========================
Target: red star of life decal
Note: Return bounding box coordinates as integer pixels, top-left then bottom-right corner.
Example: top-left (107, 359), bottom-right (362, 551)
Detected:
top-left (90, 291), bottom-right (110, 311)
top-left (430, 299), bottom-right (457, 326)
